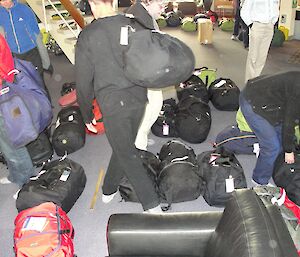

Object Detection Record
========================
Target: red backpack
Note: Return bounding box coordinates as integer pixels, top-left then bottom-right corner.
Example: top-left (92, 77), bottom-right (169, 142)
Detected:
top-left (0, 34), bottom-right (14, 85)
top-left (86, 99), bottom-right (105, 135)
top-left (14, 202), bottom-right (75, 257)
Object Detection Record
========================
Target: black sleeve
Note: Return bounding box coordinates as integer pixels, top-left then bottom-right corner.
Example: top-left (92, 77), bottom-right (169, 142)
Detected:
top-left (75, 33), bottom-right (95, 123)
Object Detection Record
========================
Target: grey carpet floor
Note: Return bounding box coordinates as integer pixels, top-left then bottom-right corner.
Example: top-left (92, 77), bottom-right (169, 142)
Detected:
top-left (0, 27), bottom-right (299, 257)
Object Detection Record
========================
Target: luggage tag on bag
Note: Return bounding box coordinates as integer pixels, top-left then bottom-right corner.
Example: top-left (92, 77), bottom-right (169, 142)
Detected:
top-left (163, 123), bottom-right (169, 135)
top-left (60, 168), bottom-right (71, 181)
top-left (225, 175), bottom-right (235, 193)
top-left (253, 143), bottom-right (260, 158)
top-left (214, 80), bottom-right (226, 88)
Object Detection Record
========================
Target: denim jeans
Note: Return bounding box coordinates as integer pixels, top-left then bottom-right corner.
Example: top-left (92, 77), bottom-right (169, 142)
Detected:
top-left (0, 116), bottom-right (35, 187)
top-left (239, 94), bottom-right (282, 185)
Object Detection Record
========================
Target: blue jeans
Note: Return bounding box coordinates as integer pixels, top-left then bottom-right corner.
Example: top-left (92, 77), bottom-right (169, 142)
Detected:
top-left (0, 116), bottom-right (35, 187)
top-left (239, 94), bottom-right (282, 185)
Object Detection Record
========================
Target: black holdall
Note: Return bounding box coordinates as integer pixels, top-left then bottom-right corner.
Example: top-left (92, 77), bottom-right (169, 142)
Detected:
top-left (16, 158), bottom-right (87, 213)
top-left (208, 78), bottom-right (240, 111)
top-left (273, 153), bottom-right (300, 206)
top-left (120, 14), bottom-right (195, 88)
top-left (151, 98), bottom-right (178, 138)
top-left (197, 147), bottom-right (247, 207)
top-left (175, 95), bottom-right (211, 144)
top-left (177, 74), bottom-right (210, 104)
top-left (52, 106), bottom-right (86, 156)
top-left (119, 150), bottom-right (161, 202)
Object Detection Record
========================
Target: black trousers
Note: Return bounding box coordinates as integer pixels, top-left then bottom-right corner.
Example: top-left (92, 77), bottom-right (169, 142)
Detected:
top-left (102, 105), bottom-right (160, 211)
top-left (14, 47), bottom-right (52, 103)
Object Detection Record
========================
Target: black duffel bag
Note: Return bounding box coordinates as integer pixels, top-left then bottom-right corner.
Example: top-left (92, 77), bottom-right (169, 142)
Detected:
top-left (273, 153), bottom-right (300, 206)
top-left (175, 96), bottom-right (211, 143)
top-left (52, 106), bottom-right (86, 156)
top-left (177, 75), bottom-right (209, 104)
top-left (119, 150), bottom-right (161, 202)
top-left (16, 158), bottom-right (87, 213)
top-left (208, 78), bottom-right (240, 111)
top-left (151, 99), bottom-right (178, 138)
top-left (197, 147), bottom-right (247, 207)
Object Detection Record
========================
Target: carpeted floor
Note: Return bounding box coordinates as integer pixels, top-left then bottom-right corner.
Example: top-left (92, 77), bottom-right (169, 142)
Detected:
top-left (0, 26), bottom-right (299, 257)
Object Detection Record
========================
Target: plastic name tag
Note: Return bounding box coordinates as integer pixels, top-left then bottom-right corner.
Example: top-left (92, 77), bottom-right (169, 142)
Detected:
top-left (214, 80), bottom-right (226, 88)
top-left (68, 115), bottom-right (74, 122)
top-left (22, 217), bottom-right (47, 232)
top-left (120, 26), bottom-right (128, 46)
top-left (163, 124), bottom-right (169, 135)
top-left (0, 87), bottom-right (9, 96)
top-left (60, 169), bottom-right (71, 181)
top-left (225, 175), bottom-right (235, 193)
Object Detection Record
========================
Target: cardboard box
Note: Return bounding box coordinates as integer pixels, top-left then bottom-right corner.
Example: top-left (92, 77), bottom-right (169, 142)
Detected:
top-left (197, 19), bottom-right (213, 44)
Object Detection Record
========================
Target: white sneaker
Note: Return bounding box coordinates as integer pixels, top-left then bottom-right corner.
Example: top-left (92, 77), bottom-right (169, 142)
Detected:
top-left (231, 35), bottom-right (238, 41)
top-left (13, 189), bottom-right (20, 200)
top-left (144, 205), bottom-right (163, 213)
top-left (102, 191), bottom-right (118, 204)
top-left (251, 179), bottom-right (275, 187)
top-left (0, 177), bottom-right (12, 184)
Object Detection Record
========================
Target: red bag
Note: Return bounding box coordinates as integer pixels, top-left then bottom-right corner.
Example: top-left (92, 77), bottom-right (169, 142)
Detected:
top-left (86, 99), bottom-right (105, 135)
top-left (58, 89), bottom-right (78, 108)
top-left (0, 34), bottom-right (14, 85)
top-left (14, 202), bottom-right (75, 257)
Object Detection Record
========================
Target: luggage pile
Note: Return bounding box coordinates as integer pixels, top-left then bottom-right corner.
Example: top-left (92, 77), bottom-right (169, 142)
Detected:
top-left (119, 140), bottom-right (247, 209)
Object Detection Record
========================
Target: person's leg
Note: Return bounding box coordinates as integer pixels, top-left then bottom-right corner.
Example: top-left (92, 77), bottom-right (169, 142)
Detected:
top-left (239, 95), bottom-right (281, 185)
top-left (241, 21), bottom-right (249, 48)
top-left (135, 89), bottom-right (163, 151)
top-left (0, 117), bottom-right (35, 187)
top-left (103, 107), bottom-right (160, 210)
top-left (232, 7), bottom-right (240, 37)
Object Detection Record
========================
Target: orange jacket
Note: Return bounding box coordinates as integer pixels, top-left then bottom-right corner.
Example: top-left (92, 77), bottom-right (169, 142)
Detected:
top-left (0, 34), bottom-right (14, 85)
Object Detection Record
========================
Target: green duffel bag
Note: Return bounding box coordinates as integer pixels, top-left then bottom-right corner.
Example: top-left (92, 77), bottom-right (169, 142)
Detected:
top-left (181, 17), bottom-right (197, 32)
top-left (219, 19), bottom-right (234, 32)
top-left (156, 16), bottom-right (167, 28)
top-left (271, 29), bottom-right (285, 47)
top-left (194, 67), bottom-right (217, 87)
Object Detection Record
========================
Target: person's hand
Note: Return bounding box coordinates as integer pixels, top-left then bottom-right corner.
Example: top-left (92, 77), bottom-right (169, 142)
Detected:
top-left (285, 152), bottom-right (295, 164)
top-left (85, 118), bottom-right (97, 133)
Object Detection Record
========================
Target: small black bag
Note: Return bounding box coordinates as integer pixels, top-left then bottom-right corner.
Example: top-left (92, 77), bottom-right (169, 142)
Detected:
top-left (175, 96), bottom-right (211, 143)
top-left (16, 158), bottom-right (87, 213)
top-left (208, 78), bottom-right (240, 111)
top-left (119, 150), bottom-right (160, 202)
top-left (197, 147), bottom-right (247, 207)
top-left (52, 106), bottom-right (86, 156)
top-left (273, 153), bottom-right (300, 206)
top-left (26, 131), bottom-right (53, 167)
top-left (151, 99), bottom-right (178, 138)
top-left (177, 75), bottom-right (209, 103)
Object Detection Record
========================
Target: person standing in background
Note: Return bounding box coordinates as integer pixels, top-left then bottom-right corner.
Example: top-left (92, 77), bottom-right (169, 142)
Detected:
top-left (241, 0), bottom-right (279, 82)
top-left (126, 0), bottom-right (165, 151)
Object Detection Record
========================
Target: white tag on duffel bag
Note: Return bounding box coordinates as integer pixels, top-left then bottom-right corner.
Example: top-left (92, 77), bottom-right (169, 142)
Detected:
top-left (225, 175), bottom-right (235, 193)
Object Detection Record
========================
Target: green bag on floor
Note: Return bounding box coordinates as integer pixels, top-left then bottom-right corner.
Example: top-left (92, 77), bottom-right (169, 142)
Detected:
top-left (181, 17), bottom-right (197, 32)
top-left (194, 67), bottom-right (217, 87)
top-left (156, 16), bottom-right (167, 28)
top-left (219, 19), bottom-right (234, 32)
top-left (271, 29), bottom-right (285, 47)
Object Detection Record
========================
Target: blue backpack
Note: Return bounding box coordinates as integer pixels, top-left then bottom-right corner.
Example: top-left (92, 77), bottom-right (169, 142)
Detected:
top-left (0, 58), bottom-right (52, 148)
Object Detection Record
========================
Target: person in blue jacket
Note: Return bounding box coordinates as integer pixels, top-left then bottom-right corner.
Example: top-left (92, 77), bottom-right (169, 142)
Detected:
top-left (0, 0), bottom-right (52, 100)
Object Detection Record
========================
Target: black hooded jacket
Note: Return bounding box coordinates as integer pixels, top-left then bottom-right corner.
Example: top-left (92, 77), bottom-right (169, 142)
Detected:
top-left (243, 71), bottom-right (300, 153)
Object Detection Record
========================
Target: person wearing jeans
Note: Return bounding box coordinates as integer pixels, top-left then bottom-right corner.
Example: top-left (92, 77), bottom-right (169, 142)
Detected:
top-left (239, 71), bottom-right (300, 185)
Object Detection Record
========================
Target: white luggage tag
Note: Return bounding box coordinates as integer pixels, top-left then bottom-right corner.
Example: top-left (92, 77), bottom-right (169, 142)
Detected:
top-left (253, 143), bottom-right (260, 158)
top-left (225, 175), bottom-right (235, 193)
top-left (120, 26), bottom-right (129, 46)
top-left (214, 80), bottom-right (226, 88)
top-left (163, 123), bottom-right (169, 136)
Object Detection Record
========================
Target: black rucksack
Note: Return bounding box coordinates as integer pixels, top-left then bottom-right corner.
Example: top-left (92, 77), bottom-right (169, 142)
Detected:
top-left (273, 153), bottom-right (300, 206)
top-left (177, 75), bottom-right (210, 103)
top-left (52, 106), bottom-right (86, 156)
top-left (151, 99), bottom-right (178, 138)
top-left (118, 150), bottom-right (161, 202)
top-left (175, 96), bottom-right (211, 143)
top-left (208, 78), bottom-right (240, 111)
top-left (197, 147), bottom-right (247, 207)
top-left (157, 140), bottom-right (202, 210)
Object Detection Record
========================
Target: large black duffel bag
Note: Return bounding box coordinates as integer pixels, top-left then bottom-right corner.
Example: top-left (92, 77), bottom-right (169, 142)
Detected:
top-left (16, 158), bottom-right (87, 213)
top-left (197, 147), bottom-right (247, 207)
top-left (52, 106), bottom-right (86, 156)
top-left (175, 96), bottom-right (211, 143)
top-left (208, 78), bottom-right (240, 111)
top-left (273, 153), bottom-right (300, 206)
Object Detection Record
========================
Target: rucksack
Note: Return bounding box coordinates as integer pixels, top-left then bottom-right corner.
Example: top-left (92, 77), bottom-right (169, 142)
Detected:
top-left (177, 74), bottom-right (209, 103)
top-left (197, 147), bottom-right (247, 207)
top-left (157, 140), bottom-right (202, 210)
top-left (208, 78), bottom-right (240, 111)
top-left (120, 15), bottom-right (195, 88)
top-left (86, 99), bottom-right (105, 135)
top-left (52, 106), bottom-right (86, 156)
top-left (175, 96), bottom-right (211, 143)
top-left (151, 98), bottom-right (178, 138)
top-left (14, 202), bottom-right (75, 257)
top-left (0, 58), bottom-right (52, 148)
top-left (273, 153), bottom-right (300, 206)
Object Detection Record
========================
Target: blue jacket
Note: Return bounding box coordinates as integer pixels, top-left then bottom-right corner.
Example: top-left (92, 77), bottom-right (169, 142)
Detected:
top-left (0, 0), bottom-right (40, 54)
